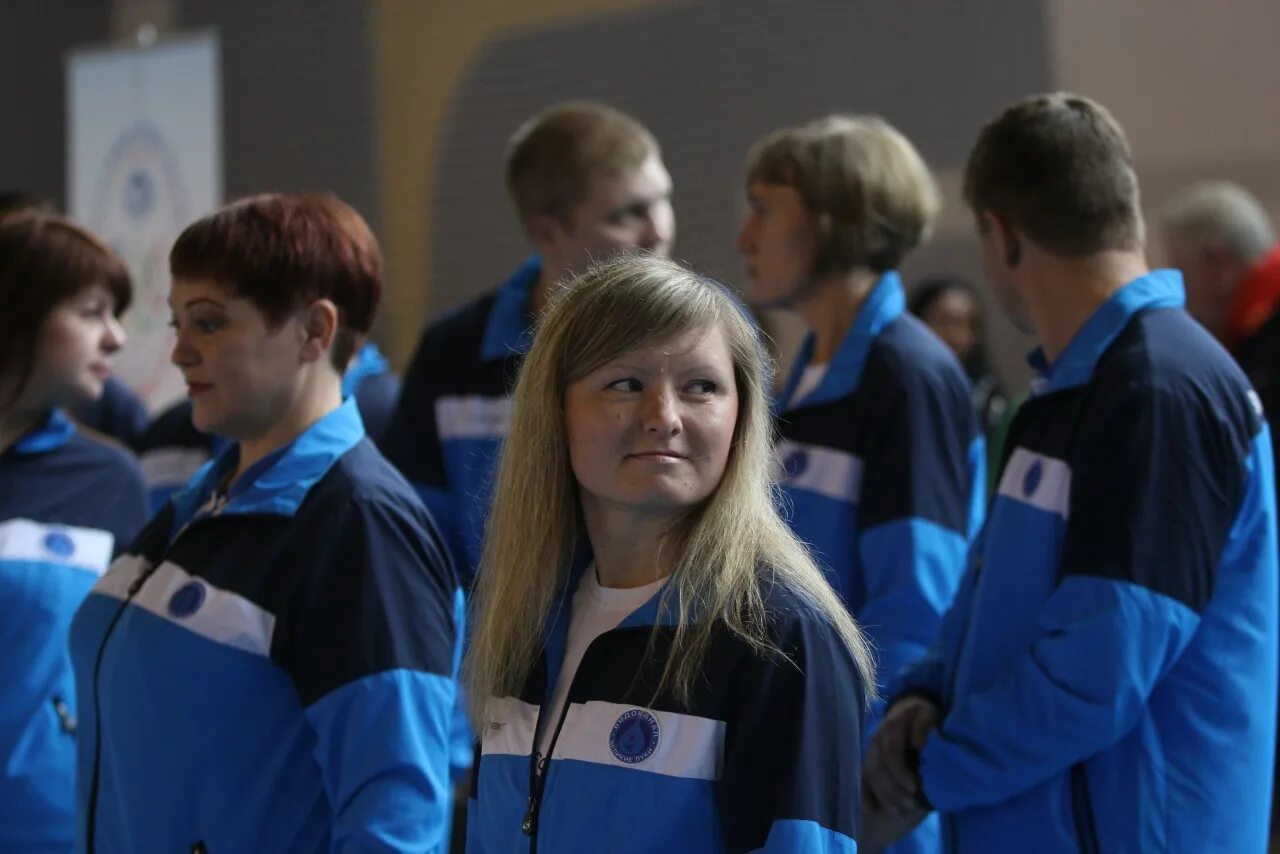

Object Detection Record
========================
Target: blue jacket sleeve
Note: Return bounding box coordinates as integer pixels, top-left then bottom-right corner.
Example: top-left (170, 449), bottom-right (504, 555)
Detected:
top-left (856, 358), bottom-right (984, 717)
top-left (895, 542), bottom-right (982, 703)
top-left (289, 493), bottom-right (462, 851)
top-left (920, 574), bottom-right (1200, 810)
top-left (920, 384), bottom-right (1262, 810)
top-left (716, 601), bottom-right (866, 853)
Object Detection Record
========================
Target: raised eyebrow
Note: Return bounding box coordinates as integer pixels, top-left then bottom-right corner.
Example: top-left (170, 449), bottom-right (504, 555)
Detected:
top-left (167, 296), bottom-right (227, 310)
top-left (674, 357), bottom-right (732, 374)
top-left (600, 360), bottom-right (650, 374)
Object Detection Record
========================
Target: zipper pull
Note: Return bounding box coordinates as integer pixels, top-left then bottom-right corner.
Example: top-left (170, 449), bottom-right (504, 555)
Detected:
top-left (521, 797), bottom-right (535, 835)
top-left (522, 751), bottom-right (551, 836)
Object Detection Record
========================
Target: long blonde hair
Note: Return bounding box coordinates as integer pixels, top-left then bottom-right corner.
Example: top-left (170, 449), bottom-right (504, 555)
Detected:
top-left (464, 254), bottom-right (875, 723)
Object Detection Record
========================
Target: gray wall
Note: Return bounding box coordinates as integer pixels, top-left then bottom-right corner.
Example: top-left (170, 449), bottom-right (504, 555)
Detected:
top-left (0, 1), bottom-right (111, 206)
top-left (0, 0), bottom-right (378, 235)
top-left (177, 0), bottom-right (380, 239)
top-left (429, 0), bottom-right (1052, 310)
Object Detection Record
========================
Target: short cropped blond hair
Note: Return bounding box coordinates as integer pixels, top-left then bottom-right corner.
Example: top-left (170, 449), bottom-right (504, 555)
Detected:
top-left (505, 101), bottom-right (660, 226)
top-left (746, 114), bottom-right (939, 274)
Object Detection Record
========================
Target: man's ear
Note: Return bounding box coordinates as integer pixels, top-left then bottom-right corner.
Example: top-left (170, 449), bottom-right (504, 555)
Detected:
top-left (299, 299), bottom-right (339, 364)
top-left (983, 211), bottom-right (1022, 269)
top-left (525, 212), bottom-right (567, 254)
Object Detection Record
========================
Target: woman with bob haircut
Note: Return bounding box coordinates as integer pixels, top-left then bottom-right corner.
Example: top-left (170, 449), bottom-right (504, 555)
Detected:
top-left (0, 212), bottom-right (147, 853)
top-left (464, 252), bottom-right (874, 853)
top-left (738, 116), bottom-right (985, 853)
top-left (69, 194), bottom-right (462, 852)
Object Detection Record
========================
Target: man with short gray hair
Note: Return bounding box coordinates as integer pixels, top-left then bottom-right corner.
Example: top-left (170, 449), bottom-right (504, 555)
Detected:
top-left (1161, 181), bottom-right (1280, 416)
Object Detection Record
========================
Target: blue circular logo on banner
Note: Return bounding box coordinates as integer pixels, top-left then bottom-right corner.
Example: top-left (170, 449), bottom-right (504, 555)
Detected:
top-left (123, 169), bottom-right (155, 219)
top-left (783, 450), bottom-right (809, 479)
top-left (609, 708), bottom-right (660, 764)
top-left (1023, 461), bottom-right (1044, 498)
top-left (168, 581), bottom-right (207, 618)
top-left (42, 531), bottom-right (76, 558)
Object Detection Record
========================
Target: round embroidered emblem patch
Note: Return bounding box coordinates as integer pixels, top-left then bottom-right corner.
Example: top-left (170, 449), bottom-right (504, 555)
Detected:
top-left (168, 580), bottom-right (207, 618)
top-left (1023, 460), bottom-right (1044, 498)
top-left (609, 708), bottom-right (660, 764)
top-left (42, 531), bottom-right (76, 558)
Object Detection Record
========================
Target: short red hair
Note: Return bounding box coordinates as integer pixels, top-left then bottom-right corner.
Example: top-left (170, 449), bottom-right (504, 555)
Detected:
top-left (170, 193), bottom-right (382, 368)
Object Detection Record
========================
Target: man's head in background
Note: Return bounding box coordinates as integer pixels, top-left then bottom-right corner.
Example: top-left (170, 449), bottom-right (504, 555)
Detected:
top-left (1160, 181), bottom-right (1278, 344)
top-left (505, 102), bottom-right (674, 293)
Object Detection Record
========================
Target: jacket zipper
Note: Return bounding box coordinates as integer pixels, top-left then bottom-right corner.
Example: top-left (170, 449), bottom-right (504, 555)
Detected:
top-left (84, 558), bottom-right (160, 854)
top-left (520, 665), bottom-right (578, 852)
top-left (84, 513), bottom-right (217, 853)
top-left (518, 626), bottom-right (650, 850)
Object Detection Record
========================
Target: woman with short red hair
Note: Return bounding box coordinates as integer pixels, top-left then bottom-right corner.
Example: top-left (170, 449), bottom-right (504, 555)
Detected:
top-left (70, 194), bottom-right (461, 852)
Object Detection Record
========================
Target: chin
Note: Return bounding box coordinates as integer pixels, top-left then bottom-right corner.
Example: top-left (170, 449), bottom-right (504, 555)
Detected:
top-left (189, 404), bottom-right (226, 437)
top-left (622, 486), bottom-right (708, 516)
top-left (64, 378), bottom-right (105, 407)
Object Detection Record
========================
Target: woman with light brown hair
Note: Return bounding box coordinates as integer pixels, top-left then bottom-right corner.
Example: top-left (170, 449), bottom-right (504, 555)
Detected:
top-left (736, 115), bottom-right (986, 854)
top-left (464, 252), bottom-right (873, 852)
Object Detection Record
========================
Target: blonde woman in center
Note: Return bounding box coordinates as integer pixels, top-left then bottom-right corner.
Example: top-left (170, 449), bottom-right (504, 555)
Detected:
top-left (464, 253), bottom-right (873, 852)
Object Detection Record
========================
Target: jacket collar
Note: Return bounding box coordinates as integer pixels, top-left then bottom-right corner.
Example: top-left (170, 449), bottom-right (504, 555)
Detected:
top-left (9, 408), bottom-right (76, 456)
top-left (1027, 269), bottom-right (1184, 396)
top-left (480, 256), bottom-right (540, 362)
top-left (169, 397), bottom-right (365, 537)
top-left (776, 271), bottom-right (905, 412)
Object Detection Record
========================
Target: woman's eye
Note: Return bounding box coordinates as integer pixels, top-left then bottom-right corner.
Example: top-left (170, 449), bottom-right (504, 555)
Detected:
top-left (688, 380), bottom-right (719, 394)
top-left (606, 378), bottom-right (642, 392)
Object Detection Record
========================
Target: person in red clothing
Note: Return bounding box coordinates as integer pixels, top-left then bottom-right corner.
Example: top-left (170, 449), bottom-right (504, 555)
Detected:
top-left (1161, 181), bottom-right (1280, 415)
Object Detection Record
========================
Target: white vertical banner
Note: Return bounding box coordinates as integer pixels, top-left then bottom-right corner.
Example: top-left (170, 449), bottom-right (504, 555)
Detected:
top-left (67, 32), bottom-right (222, 412)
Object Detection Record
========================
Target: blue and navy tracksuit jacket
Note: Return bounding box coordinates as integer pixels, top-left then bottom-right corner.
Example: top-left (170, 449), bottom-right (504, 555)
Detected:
top-left (380, 257), bottom-right (536, 581)
top-left (69, 399), bottom-right (462, 852)
top-left (898, 270), bottom-right (1279, 852)
top-left (467, 561), bottom-right (868, 853)
top-left (775, 272), bottom-right (983, 854)
top-left (0, 410), bottom-right (147, 853)
top-left (380, 257), bottom-right (537, 780)
top-left (775, 272), bottom-right (983, 702)
top-left (136, 342), bottom-right (400, 512)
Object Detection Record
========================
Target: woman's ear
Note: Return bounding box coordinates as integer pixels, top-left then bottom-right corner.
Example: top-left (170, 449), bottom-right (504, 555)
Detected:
top-left (299, 299), bottom-right (339, 364)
